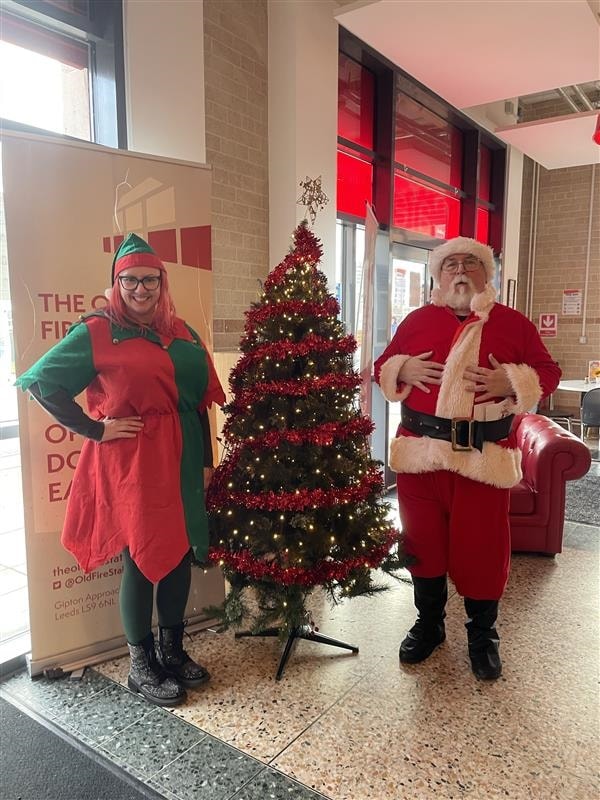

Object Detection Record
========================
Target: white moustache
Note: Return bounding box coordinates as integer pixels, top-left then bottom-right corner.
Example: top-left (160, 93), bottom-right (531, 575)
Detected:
top-left (452, 275), bottom-right (473, 289)
top-left (444, 276), bottom-right (474, 311)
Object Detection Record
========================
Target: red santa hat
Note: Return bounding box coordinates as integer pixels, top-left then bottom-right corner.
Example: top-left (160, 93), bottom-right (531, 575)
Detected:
top-left (429, 237), bottom-right (495, 284)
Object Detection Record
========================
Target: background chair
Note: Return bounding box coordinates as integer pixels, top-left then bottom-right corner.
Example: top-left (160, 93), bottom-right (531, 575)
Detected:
top-left (509, 414), bottom-right (591, 555)
top-left (580, 387), bottom-right (600, 440)
top-left (537, 397), bottom-right (577, 432)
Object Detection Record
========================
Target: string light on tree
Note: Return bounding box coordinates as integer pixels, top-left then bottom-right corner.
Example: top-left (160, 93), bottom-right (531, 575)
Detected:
top-left (206, 219), bottom-right (409, 652)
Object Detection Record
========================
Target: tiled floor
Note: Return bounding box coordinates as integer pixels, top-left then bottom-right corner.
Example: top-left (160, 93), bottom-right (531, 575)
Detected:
top-left (2, 512), bottom-right (599, 800)
top-left (1, 438), bottom-right (599, 799)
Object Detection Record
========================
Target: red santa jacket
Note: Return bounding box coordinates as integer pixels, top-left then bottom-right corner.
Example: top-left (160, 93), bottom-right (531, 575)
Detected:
top-left (374, 286), bottom-right (561, 488)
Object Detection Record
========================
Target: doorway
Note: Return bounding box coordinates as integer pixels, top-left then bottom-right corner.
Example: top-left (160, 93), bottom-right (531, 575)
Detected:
top-left (384, 243), bottom-right (430, 483)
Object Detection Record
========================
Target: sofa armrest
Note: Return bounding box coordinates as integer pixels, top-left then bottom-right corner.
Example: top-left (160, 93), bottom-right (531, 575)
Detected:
top-left (514, 413), bottom-right (591, 491)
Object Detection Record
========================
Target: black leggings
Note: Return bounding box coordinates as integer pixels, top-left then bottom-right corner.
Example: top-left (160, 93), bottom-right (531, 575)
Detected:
top-left (119, 549), bottom-right (192, 644)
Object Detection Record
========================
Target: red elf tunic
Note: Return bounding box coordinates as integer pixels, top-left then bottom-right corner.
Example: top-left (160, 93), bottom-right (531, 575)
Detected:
top-left (17, 313), bottom-right (225, 582)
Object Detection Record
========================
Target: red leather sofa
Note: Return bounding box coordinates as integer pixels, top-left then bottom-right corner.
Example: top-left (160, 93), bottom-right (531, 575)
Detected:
top-left (509, 413), bottom-right (592, 555)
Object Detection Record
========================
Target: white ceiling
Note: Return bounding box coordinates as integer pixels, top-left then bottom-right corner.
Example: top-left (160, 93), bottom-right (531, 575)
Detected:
top-left (336, 0), bottom-right (600, 169)
top-left (496, 112), bottom-right (600, 170)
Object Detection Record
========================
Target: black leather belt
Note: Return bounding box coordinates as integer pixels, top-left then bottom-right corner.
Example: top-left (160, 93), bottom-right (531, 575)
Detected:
top-left (401, 407), bottom-right (514, 452)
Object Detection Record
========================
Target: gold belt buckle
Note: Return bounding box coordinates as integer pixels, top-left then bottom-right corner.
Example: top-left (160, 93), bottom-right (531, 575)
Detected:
top-left (451, 418), bottom-right (474, 451)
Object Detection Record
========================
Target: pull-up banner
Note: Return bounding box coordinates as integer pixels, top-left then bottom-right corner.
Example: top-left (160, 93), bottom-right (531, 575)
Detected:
top-left (2, 132), bottom-right (224, 675)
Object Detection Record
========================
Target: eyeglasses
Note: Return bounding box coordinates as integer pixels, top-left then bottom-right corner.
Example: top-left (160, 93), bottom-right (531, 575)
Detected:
top-left (118, 275), bottom-right (162, 291)
top-left (441, 256), bottom-right (482, 273)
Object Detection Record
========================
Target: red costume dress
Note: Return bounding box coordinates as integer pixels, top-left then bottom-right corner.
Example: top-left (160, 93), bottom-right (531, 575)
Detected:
top-left (17, 313), bottom-right (225, 583)
top-left (374, 286), bottom-right (560, 598)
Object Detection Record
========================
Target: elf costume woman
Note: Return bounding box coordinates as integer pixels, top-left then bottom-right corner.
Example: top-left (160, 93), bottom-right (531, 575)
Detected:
top-left (17, 234), bottom-right (225, 706)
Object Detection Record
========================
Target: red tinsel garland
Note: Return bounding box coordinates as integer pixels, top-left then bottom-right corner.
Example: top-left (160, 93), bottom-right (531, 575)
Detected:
top-left (263, 226), bottom-right (323, 291)
top-left (208, 467), bottom-right (383, 512)
top-left (231, 373), bottom-right (361, 411)
top-left (230, 334), bottom-right (356, 382)
top-left (244, 298), bottom-right (340, 330)
top-left (207, 528), bottom-right (400, 587)
top-left (223, 416), bottom-right (375, 448)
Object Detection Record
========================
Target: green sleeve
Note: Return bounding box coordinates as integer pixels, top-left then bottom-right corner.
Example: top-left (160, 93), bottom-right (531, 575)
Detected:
top-left (15, 322), bottom-right (98, 399)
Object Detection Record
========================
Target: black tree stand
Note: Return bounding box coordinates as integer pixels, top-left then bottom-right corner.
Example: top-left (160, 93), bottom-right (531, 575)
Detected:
top-left (235, 622), bottom-right (359, 681)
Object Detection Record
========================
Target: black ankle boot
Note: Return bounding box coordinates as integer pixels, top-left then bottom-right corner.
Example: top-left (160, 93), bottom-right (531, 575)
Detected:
top-left (400, 575), bottom-right (447, 663)
top-left (464, 598), bottom-right (502, 680)
top-left (157, 623), bottom-right (210, 688)
top-left (127, 633), bottom-right (186, 706)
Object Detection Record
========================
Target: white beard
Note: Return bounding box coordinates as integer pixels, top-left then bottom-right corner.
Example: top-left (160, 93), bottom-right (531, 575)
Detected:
top-left (443, 276), bottom-right (475, 312)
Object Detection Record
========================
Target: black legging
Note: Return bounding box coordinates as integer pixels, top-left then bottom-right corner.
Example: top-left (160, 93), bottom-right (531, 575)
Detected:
top-left (119, 548), bottom-right (192, 644)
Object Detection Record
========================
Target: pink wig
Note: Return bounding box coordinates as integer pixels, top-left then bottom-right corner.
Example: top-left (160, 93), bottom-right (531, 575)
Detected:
top-left (106, 272), bottom-right (177, 337)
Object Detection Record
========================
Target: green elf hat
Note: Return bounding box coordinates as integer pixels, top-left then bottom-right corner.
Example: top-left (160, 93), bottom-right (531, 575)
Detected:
top-left (111, 233), bottom-right (165, 283)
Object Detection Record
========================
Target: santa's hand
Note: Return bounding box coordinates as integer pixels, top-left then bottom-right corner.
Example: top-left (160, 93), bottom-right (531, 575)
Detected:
top-left (399, 350), bottom-right (444, 394)
top-left (101, 416), bottom-right (144, 441)
top-left (464, 353), bottom-right (512, 403)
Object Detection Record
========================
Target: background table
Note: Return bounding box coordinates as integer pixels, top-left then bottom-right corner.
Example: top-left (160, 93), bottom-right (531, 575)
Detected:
top-left (557, 379), bottom-right (597, 393)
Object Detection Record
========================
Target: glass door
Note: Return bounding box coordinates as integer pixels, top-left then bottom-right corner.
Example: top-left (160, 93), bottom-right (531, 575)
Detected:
top-left (384, 243), bottom-right (430, 486)
top-left (337, 222), bottom-right (431, 488)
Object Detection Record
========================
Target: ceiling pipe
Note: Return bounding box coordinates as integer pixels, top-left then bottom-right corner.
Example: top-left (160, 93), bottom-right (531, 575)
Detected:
top-left (571, 84), bottom-right (594, 111)
top-left (556, 87), bottom-right (580, 113)
top-left (580, 164), bottom-right (596, 344)
top-left (525, 161), bottom-right (539, 321)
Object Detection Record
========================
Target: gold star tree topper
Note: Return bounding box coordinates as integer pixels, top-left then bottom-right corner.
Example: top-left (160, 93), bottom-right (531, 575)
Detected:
top-left (297, 176), bottom-right (329, 225)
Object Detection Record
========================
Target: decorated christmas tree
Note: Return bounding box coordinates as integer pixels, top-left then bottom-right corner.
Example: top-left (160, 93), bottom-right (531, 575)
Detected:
top-left (207, 220), bottom-right (407, 639)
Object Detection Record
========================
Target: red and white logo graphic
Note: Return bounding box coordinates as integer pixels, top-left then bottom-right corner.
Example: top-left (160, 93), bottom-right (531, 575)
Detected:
top-left (538, 313), bottom-right (557, 337)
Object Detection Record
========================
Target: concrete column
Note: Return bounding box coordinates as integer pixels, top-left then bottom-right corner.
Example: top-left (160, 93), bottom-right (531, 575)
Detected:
top-left (268, 0), bottom-right (338, 285)
top-left (502, 147), bottom-right (524, 292)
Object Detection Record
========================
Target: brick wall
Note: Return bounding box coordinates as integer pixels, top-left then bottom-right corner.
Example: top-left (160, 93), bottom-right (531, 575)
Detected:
top-left (518, 158), bottom-right (600, 410)
top-left (519, 97), bottom-right (572, 123)
top-left (203, 0), bottom-right (269, 351)
top-left (520, 89), bottom-right (599, 123)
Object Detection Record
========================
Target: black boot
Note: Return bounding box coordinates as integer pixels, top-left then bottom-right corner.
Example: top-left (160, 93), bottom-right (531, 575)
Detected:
top-left (399, 575), bottom-right (447, 663)
top-left (157, 623), bottom-right (210, 688)
top-left (464, 598), bottom-right (502, 680)
top-left (127, 633), bottom-right (186, 706)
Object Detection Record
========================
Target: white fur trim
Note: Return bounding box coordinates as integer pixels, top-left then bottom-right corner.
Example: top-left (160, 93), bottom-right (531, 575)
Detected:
top-left (436, 318), bottom-right (483, 418)
top-left (389, 435), bottom-right (522, 488)
top-left (470, 284), bottom-right (497, 318)
top-left (429, 237), bottom-right (496, 282)
top-left (502, 363), bottom-right (543, 414)
top-left (378, 354), bottom-right (413, 403)
top-left (430, 287), bottom-right (445, 307)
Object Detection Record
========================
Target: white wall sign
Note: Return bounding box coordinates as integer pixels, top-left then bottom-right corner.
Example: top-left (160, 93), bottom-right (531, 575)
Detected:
top-left (562, 289), bottom-right (582, 315)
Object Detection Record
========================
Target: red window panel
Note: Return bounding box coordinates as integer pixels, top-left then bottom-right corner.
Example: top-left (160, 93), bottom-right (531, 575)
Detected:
top-left (394, 94), bottom-right (463, 190)
top-left (476, 207), bottom-right (490, 244)
top-left (338, 53), bottom-right (375, 149)
top-left (148, 229), bottom-right (177, 264)
top-left (102, 237), bottom-right (112, 253)
top-left (113, 235), bottom-right (124, 251)
top-left (393, 172), bottom-right (460, 239)
top-left (337, 150), bottom-right (373, 219)
top-left (180, 225), bottom-right (212, 270)
top-left (479, 146), bottom-right (492, 202)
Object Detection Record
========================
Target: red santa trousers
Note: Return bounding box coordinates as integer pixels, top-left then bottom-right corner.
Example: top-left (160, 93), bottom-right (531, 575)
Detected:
top-left (396, 470), bottom-right (511, 600)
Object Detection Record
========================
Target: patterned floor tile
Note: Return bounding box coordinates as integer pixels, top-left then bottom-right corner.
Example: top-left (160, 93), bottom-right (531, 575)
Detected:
top-left (232, 766), bottom-right (330, 799)
top-left (49, 681), bottom-right (153, 744)
top-left (98, 706), bottom-right (207, 780)
top-left (149, 735), bottom-right (264, 800)
top-left (0, 667), bottom-right (114, 717)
